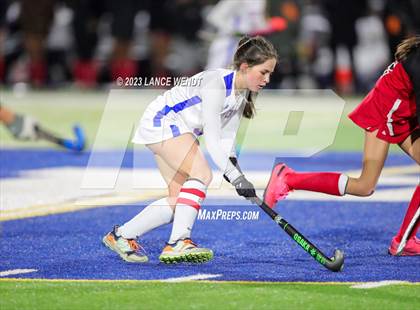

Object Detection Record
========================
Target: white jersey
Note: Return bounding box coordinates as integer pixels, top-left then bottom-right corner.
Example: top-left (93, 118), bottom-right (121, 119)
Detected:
top-left (132, 69), bottom-right (248, 174)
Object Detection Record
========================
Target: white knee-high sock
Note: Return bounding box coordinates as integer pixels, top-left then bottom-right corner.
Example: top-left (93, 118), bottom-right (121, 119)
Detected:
top-left (118, 197), bottom-right (174, 239)
top-left (168, 179), bottom-right (207, 243)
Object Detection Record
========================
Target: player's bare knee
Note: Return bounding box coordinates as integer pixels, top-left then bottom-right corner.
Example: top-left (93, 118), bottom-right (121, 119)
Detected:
top-left (361, 189), bottom-right (375, 197)
top-left (351, 177), bottom-right (376, 196)
top-left (189, 169), bottom-right (212, 186)
top-left (357, 185), bottom-right (376, 197)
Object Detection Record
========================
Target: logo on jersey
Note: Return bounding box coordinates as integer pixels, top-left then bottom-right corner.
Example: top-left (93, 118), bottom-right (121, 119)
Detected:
top-left (381, 61), bottom-right (398, 77)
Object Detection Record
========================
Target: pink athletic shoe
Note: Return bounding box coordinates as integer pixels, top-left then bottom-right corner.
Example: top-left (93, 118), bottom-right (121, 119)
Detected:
top-left (388, 236), bottom-right (420, 256)
top-left (263, 163), bottom-right (294, 208)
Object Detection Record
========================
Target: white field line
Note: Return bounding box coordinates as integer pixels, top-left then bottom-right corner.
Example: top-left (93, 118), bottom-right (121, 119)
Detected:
top-left (1, 164), bottom-right (417, 221)
top-left (0, 269), bottom-right (38, 277)
top-left (160, 274), bottom-right (222, 283)
top-left (351, 280), bottom-right (409, 289)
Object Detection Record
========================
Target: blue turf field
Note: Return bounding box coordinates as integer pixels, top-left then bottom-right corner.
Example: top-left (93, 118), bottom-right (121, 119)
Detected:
top-left (0, 149), bottom-right (419, 282)
top-left (0, 148), bottom-right (414, 177)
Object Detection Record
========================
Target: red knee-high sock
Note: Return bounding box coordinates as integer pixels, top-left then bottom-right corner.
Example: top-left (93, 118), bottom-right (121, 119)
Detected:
top-left (395, 186), bottom-right (420, 242)
top-left (286, 172), bottom-right (348, 196)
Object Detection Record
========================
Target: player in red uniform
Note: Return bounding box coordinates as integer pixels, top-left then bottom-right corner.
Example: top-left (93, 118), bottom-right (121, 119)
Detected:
top-left (264, 36), bottom-right (420, 256)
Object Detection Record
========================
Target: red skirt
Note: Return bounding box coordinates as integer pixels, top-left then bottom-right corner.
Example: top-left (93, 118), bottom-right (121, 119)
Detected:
top-left (348, 87), bottom-right (418, 144)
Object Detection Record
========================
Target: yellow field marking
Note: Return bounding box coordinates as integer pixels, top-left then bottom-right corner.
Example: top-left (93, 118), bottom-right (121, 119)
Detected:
top-left (0, 191), bottom-right (164, 221)
top-left (0, 277), bottom-right (418, 285)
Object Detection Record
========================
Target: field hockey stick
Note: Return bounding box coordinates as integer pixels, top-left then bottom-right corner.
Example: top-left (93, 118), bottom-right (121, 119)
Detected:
top-left (35, 124), bottom-right (86, 152)
top-left (396, 207), bottom-right (420, 255)
top-left (250, 196), bottom-right (344, 272)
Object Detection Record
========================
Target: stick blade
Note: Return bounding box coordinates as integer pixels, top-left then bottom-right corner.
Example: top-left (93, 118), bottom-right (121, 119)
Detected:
top-left (62, 125), bottom-right (86, 152)
top-left (325, 249), bottom-right (344, 272)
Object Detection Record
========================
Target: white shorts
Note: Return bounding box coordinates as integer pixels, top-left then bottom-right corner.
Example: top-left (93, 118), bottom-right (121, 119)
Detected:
top-left (132, 98), bottom-right (195, 145)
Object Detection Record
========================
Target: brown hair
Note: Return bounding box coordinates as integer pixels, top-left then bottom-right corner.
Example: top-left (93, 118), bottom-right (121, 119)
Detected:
top-left (395, 36), bottom-right (420, 62)
top-left (233, 36), bottom-right (278, 118)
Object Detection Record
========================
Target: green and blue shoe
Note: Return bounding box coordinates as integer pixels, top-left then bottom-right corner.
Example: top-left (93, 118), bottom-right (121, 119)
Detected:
top-left (159, 238), bottom-right (213, 264)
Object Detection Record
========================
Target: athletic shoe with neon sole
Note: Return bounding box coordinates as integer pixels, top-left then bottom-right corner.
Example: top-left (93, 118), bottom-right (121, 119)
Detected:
top-left (263, 163), bottom-right (294, 208)
top-left (102, 226), bottom-right (148, 263)
top-left (159, 238), bottom-right (213, 264)
top-left (388, 235), bottom-right (420, 256)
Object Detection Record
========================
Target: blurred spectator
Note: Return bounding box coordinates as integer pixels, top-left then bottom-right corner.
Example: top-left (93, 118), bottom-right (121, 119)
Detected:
top-left (204, 0), bottom-right (268, 70)
top-left (148, 0), bottom-right (207, 77)
top-left (322, 0), bottom-right (367, 94)
top-left (0, 0), bottom-right (7, 82)
top-left (383, 0), bottom-right (420, 59)
top-left (353, 3), bottom-right (390, 93)
top-left (147, 0), bottom-right (172, 78)
top-left (1, 0), bottom-right (141, 87)
top-left (266, 0), bottom-right (302, 89)
top-left (1, 1), bottom-right (73, 87)
top-left (69, 0), bottom-right (139, 87)
top-left (20, 0), bottom-right (55, 87)
top-left (298, 0), bottom-right (331, 89)
top-left (1, 0), bottom-right (419, 91)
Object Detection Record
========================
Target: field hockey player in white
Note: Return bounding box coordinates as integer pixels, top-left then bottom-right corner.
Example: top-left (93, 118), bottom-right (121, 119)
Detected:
top-left (103, 36), bottom-right (278, 264)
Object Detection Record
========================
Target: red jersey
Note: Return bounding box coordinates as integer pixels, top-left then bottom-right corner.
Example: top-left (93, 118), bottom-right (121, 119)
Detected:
top-left (349, 61), bottom-right (418, 144)
top-left (377, 61), bottom-right (414, 99)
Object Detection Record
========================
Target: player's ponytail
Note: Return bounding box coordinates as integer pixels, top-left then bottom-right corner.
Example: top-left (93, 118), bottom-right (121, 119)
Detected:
top-left (395, 36), bottom-right (420, 62)
top-left (233, 36), bottom-right (278, 119)
top-left (243, 91), bottom-right (257, 119)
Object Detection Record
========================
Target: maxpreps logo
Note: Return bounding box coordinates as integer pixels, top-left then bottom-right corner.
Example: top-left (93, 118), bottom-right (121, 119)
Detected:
top-left (197, 209), bottom-right (259, 221)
